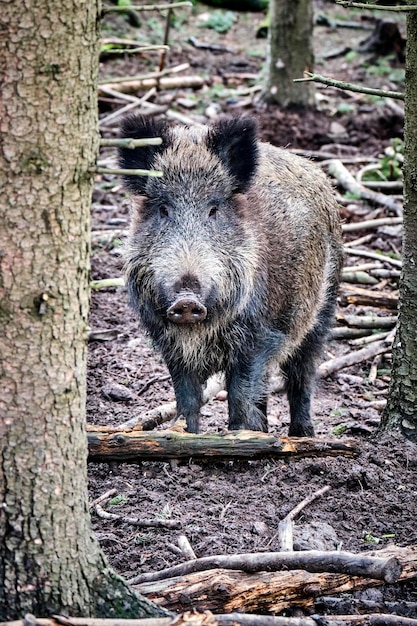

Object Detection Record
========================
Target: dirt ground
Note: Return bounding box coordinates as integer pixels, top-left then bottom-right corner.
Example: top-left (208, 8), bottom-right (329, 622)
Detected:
top-left (88, 1), bottom-right (417, 617)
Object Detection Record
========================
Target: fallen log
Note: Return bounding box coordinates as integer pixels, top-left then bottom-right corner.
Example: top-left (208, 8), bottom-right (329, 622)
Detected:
top-left (87, 431), bottom-right (359, 463)
top-left (319, 333), bottom-right (393, 378)
top-left (128, 550), bottom-right (401, 586)
top-left (133, 545), bottom-right (416, 615)
top-left (217, 613), bottom-right (417, 625)
top-left (3, 612), bottom-right (417, 626)
top-left (3, 613), bottom-right (417, 626)
top-left (99, 74), bottom-right (207, 94)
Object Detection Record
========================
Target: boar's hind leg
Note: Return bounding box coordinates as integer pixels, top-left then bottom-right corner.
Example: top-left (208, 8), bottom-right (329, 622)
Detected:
top-left (169, 366), bottom-right (204, 434)
top-left (283, 299), bottom-right (336, 437)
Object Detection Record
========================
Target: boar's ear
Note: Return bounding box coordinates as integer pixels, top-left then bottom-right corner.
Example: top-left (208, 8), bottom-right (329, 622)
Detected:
top-left (207, 117), bottom-right (258, 192)
top-left (118, 114), bottom-right (169, 194)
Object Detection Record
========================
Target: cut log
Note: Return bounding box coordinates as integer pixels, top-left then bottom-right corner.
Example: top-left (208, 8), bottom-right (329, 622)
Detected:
top-left (133, 545), bottom-right (416, 615)
top-left (87, 431), bottom-right (359, 463)
top-left (339, 285), bottom-right (399, 309)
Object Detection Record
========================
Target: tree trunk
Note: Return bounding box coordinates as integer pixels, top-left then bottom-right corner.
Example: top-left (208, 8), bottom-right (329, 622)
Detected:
top-left (381, 3), bottom-right (417, 441)
top-left (263, 0), bottom-right (315, 107)
top-left (0, 1), bottom-right (168, 619)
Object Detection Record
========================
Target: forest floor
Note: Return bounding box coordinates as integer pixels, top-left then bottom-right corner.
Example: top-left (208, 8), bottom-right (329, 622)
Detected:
top-left (87, 0), bottom-right (417, 618)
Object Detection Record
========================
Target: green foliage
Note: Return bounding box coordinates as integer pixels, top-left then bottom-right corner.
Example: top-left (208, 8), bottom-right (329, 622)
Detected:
top-left (362, 138), bottom-right (403, 183)
top-left (336, 102), bottom-right (355, 114)
top-left (332, 423), bottom-right (347, 436)
top-left (363, 531), bottom-right (380, 544)
top-left (109, 494), bottom-right (128, 506)
top-left (366, 57), bottom-right (405, 85)
top-left (344, 50), bottom-right (357, 63)
top-left (198, 10), bottom-right (235, 33)
top-left (156, 503), bottom-right (172, 519)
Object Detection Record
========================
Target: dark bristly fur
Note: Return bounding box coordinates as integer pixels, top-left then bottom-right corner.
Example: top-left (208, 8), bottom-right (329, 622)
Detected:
top-left (119, 114), bottom-right (343, 436)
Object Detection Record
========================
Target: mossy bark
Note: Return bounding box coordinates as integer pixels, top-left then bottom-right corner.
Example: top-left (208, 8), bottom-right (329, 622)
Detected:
top-left (0, 1), bottom-right (169, 619)
top-left (381, 4), bottom-right (417, 441)
top-left (262, 0), bottom-right (315, 107)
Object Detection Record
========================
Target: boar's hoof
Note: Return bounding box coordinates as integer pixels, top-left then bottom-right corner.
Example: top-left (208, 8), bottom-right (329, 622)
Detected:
top-left (167, 296), bottom-right (207, 324)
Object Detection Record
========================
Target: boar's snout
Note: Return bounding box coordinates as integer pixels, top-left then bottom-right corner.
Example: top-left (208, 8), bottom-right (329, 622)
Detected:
top-left (167, 295), bottom-right (207, 324)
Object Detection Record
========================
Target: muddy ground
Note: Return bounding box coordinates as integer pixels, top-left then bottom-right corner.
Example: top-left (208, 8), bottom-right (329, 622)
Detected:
top-left (87, 1), bottom-right (416, 617)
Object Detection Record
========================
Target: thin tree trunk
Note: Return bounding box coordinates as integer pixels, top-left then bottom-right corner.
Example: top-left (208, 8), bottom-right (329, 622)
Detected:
top-left (0, 1), bottom-right (168, 619)
top-left (263, 0), bottom-right (315, 107)
top-left (381, 3), bottom-right (417, 440)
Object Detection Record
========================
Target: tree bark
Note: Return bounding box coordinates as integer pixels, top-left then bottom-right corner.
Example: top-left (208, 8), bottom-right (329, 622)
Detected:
top-left (381, 2), bottom-right (417, 440)
top-left (0, 0), bottom-right (167, 619)
top-left (263, 0), bottom-right (315, 107)
top-left (87, 430), bottom-right (359, 463)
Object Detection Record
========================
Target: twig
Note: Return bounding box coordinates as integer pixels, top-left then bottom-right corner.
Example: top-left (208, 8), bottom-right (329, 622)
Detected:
top-left (99, 88), bottom-right (159, 126)
top-left (177, 535), bottom-right (197, 560)
top-left (344, 247), bottom-right (402, 268)
top-left (293, 72), bottom-right (404, 100)
top-left (102, 45), bottom-right (169, 56)
top-left (336, 0), bottom-right (417, 11)
top-left (137, 375), bottom-right (171, 396)
top-left (90, 278), bottom-right (125, 291)
top-left (103, 2), bottom-right (192, 14)
top-left (89, 489), bottom-right (117, 509)
top-left (294, 72), bottom-right (404, 101)
top-left (368, 353), bottom-right (383, 383)
top-left (117, 374), bottom-right (225, 431)
top-left (94, 166), bottom-right (163, 178)
top-left (100, 138), bottom-right (162, 149)
top-left (98, 62), bottom-right (190, 86)
top-left (349, 330), bottom-right (392, 346)
top-left (342, 216), bottom-right (402, 233)
top-left (361, 180), bottom-right (403, 192)
top-left (94, 504), bottom-right (181, 529)
top-left (344, 233), bottom-right (373, 248)
top-left (278, 486), bottom-right (331, 551)
top-left (319, 332), bottom-right (394, 377)
top-left (158, 7), bottom-right (172, 73)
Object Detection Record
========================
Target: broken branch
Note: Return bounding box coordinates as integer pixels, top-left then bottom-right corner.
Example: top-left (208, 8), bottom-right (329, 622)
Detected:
top-left (327, 159), bottom-right (403, 215)
top-left (128, 549), bottom-right (401, 586)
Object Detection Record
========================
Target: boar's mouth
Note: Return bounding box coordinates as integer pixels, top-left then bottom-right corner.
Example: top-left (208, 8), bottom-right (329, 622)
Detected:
top-left (166, 294), bottom-right (207, 324)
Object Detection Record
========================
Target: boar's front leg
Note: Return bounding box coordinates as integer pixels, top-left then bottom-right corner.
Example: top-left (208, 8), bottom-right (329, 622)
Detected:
top-left (226, 332), bottom-right (282, 432)
top-left (168, 364), bottom-right (204, 434)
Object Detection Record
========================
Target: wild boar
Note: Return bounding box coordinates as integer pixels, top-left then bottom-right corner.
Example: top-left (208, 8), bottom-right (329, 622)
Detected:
top-left (119, 115), bottom-right (343, 436)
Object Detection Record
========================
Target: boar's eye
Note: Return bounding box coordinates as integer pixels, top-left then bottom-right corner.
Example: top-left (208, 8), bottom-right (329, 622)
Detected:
top-left (159, 206), bottom-right (170, 219)
top-left (208, 206), bottom-right (218, 219)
